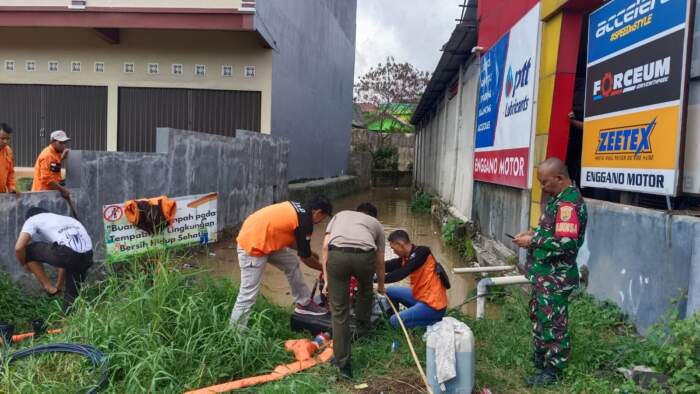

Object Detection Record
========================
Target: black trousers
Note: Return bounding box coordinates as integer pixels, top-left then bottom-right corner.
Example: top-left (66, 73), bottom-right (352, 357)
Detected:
top-left (26, 242), bottom-right (93, 310)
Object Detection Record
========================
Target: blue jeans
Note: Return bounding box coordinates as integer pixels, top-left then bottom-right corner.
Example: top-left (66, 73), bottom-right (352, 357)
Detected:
top-left (386, 286), bottom-right (445, 329)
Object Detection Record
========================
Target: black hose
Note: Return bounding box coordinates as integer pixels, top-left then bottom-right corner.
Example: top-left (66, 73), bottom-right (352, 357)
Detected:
top-left (2, 343), bottom-right (108, 394)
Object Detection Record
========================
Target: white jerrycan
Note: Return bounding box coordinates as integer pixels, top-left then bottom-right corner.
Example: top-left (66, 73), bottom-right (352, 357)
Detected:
top-left (425, 317), bottom-right (475, 393)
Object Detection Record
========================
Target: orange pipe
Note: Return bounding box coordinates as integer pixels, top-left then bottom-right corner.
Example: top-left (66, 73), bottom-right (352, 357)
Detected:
top-left (0, 329), bottom-right (62, 345)
top-left (184, 343), bottom-right (334, 394)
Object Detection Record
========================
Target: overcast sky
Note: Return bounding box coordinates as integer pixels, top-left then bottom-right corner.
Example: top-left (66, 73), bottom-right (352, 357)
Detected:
top-left (354, 0), bottom-right (461, 81)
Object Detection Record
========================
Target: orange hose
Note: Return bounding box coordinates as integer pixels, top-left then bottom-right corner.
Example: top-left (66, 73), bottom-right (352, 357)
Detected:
top-left (0, 329), bottom-right (62, 346)
top-left (184, 343), bottom-right (334, 394)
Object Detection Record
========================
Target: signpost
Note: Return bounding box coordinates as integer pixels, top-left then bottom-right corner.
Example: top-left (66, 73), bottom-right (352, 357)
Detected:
top-left (103, 192), bottom-right (218, 261)
top-left (474, 3), bottom-right (541, 189)
top-left (582, 0), bottom-right (692, 196)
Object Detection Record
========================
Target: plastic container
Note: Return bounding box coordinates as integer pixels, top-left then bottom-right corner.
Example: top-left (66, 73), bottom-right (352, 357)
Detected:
top-left (312, 332), bottom-right (331, 348)
top-left (425, 319), bottom-right (475, 393)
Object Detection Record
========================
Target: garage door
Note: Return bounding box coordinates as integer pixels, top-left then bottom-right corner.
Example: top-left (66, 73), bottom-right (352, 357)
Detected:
top-left (0, 84), bottom-right (108, 166)
top-left (118, 87), bottom-right (261, 152)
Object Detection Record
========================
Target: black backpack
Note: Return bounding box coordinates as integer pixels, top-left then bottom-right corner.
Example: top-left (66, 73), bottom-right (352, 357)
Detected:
top-left (435, 261), bottom-right (451, 290)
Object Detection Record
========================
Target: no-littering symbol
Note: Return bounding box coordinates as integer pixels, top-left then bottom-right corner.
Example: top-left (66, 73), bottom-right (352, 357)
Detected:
top-left (103, 205), bottom-right (123, 222)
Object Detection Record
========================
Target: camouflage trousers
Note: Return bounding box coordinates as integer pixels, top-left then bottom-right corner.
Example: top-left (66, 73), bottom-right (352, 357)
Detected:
top-left (528, 288), bottom-right (572, 371)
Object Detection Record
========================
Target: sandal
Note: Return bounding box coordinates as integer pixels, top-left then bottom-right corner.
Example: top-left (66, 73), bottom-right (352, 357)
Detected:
top-left (45, 287), bottom-right (60, 296)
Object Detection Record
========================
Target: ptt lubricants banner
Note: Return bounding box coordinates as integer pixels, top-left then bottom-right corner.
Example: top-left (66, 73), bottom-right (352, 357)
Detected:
top-left (582, 0), bottom-right (691, 195)
top-left (474, 3), bottom-right (540, 189)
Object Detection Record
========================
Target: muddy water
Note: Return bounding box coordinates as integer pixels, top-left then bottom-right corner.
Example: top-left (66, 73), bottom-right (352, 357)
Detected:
top-left (202, 188), bottom-right (485, 317)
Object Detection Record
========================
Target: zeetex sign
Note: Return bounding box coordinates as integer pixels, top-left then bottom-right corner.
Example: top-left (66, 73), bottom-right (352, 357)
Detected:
top-left (582, 0), bottom-right (691, 195)
top-left (474, 3), bottom-right (540, 189)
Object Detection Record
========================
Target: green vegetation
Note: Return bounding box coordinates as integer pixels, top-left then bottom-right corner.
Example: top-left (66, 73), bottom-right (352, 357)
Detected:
top-left (15, 177), bottom-right (32, 193)
top-left (442, 218), bottom-right (476, 263)
top-left (371, 147), bottom-right (399, 170)
top-left (0, 271), bottom-right (60, 331)
top-left (2, 255), bottom-right (698, 393)
top-left (409, 192), bottom-right (432, 214)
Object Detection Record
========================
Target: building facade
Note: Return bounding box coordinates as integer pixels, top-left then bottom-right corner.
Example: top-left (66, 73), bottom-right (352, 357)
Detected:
top-left (413, 0), bottom-right (700, 333)
top-left (0, 0), bottom-right (356, 179)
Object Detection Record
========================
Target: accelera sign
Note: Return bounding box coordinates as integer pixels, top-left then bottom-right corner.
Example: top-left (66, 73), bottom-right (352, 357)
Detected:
top-left (582, 0), bottom-right (689, 196)
top-left (474, 3), bottom-right (540, 189)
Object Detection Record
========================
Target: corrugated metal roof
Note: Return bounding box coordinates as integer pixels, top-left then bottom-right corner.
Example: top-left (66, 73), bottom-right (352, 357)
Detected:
top-left (411, 0), bottom-right (478, 125)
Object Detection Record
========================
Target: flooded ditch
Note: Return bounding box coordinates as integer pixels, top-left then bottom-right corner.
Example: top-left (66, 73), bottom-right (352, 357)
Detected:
top-left (197, 187), bottom-right (497, 318)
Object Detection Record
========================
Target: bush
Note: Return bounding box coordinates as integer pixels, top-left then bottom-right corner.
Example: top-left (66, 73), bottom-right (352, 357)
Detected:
top-left (409, 192), bottom-right (432, 213)
top-left (372, 147), bottom-right (398, 170)
top-left (646, 307), bottom-right (700, 391)
top-left (442, 218), bottom-right (476, 262)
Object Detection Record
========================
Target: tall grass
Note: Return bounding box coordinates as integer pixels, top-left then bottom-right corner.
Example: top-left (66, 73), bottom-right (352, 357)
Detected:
top-left (0, 271), bottom-right (61, 331)
top-left (1, 258), bottom-right (301, 393)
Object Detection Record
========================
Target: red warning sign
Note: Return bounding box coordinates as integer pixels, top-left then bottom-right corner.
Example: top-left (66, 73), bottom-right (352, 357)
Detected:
top-left (103, 205), bottom-right (123, 222)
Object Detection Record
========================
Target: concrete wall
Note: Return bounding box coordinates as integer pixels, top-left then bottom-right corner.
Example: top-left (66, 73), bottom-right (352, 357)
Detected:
top-left (0, 128), bottom-right (288, 291)
top-left (0, 27), bottom-right (273, 148)
top-left (414, 59), bottom-right (479, 220)
top-left (578, 199), bottom-right (700, 334)
top-left (351, 129), bottom-right (415, 171)
top-left (255, 0), bottom-right (356, 180)
top-left (472, 182), bottom-right (530, 252)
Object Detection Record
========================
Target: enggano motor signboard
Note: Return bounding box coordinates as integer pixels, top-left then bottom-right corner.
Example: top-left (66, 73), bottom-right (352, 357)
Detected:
top-left (582, 0), bottom-right (691, 196)
top-left (473, 3), bottom-right (540, 189)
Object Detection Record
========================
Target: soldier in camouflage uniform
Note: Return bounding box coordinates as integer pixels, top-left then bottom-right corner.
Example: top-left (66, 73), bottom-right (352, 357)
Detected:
top-left (513, 158), bottom-right (587, 387)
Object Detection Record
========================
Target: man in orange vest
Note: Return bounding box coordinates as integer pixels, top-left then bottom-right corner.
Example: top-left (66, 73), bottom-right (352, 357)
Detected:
top-left (31, 130), bottom-right (70, 198)
top-left (0, 123), bottom-right (18, 194)
top-left (383, 230), bottom-right (448, 329)
top-left (230, 196), bottom-right (333, 328)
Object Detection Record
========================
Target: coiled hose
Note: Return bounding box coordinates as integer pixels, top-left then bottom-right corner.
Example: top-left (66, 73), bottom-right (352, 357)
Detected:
top-left (2, 343), bottom-right (108, 394)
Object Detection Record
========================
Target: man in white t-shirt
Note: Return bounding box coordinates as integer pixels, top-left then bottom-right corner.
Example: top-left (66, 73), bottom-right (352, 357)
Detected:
top-left (15, 207), bottom-right (93, 309)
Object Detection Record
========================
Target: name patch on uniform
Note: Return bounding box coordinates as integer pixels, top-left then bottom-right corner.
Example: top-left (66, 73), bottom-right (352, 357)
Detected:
top-left (555, 202), bottom-right (579, 239)
top-left (50, 162), bottom-right (61, 173)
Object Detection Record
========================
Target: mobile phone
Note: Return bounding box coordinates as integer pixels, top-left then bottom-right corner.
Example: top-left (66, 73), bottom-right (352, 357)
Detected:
top-left (505, 233), bottom-right (515, 239)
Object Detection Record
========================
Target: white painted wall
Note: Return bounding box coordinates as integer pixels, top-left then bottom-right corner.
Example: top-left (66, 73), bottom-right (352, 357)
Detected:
top-left (414, 59), bottom-right (479, 220)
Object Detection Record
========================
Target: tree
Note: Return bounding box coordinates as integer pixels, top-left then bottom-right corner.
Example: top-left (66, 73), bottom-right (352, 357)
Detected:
top-left (354, 57), bottom-right (430, 133)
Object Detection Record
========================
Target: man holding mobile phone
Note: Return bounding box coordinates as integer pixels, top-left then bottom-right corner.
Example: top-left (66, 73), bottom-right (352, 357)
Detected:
top-left (512, 158), bottom-right (587, 387)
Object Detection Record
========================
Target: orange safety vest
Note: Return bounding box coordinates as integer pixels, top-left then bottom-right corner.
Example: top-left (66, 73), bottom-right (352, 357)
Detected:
top-left (124, 196), bottom-right (177, 228)
top-left (31, 145), bottom-right (63, 191)
top-left (237, 202), bottom-right (300, 256)
top-left (0, 145), bottom-right (15, 193)
top-left (403, 252), bottom-right (448, 310)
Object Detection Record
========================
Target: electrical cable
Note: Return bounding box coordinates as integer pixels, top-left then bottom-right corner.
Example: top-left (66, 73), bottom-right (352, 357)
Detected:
top-left (1, 343), bottom-right (108, 394)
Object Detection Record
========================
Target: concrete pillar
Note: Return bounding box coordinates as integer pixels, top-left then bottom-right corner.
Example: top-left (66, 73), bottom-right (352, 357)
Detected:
top-left (106, 83), bottom-right (119, 151)
top-left (686, 223), bottom-right (700, 317)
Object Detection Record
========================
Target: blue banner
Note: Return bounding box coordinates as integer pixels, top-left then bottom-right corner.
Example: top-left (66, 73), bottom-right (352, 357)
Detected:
top-left (588, 0), bottom-right (687, 64)
top-left (475, 33), bottom-right (509, 149)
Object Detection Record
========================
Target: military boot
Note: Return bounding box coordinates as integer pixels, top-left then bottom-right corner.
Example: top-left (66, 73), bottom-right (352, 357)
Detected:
top-left (532, 352), bottom-right (546, 371)
top-left (525, 366), bottom-right (561, 387)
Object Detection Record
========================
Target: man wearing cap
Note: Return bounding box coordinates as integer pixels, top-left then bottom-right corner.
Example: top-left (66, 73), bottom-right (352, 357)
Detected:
top-left (0, 122), bottom-right (17, 194)
top-left (31, 130), bottom-right (70, 198)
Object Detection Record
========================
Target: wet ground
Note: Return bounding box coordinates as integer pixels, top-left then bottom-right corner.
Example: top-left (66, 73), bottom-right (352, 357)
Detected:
top-left (196, 187), bottom-right (487, 317)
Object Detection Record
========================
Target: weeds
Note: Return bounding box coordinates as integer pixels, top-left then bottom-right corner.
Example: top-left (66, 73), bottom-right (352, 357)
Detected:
top-left (1, 259), bottom-right (300, 393)
top-left (0, 271), bottom-right (61, 331)
top-left (409, 192), bottom-right (432, 213)
top-left (3, 252), bottom-right (698, 393)
top-left (442, 218), bottom-right (476, 263)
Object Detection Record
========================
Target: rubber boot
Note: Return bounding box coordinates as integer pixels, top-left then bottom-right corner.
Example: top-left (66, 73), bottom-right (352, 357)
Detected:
top-left (331, 357), bottom-right (353, 379)
top-left (532, 351), bottom-right (546, 371)
top-left (526, 366), bottom-right (562, 387)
